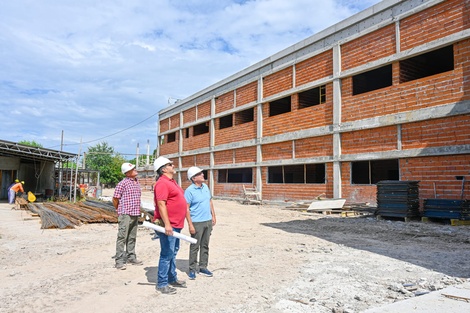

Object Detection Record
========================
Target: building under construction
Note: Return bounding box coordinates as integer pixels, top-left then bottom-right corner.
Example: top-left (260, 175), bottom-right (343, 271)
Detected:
top-left (157, 0), bottom-right (470, 205)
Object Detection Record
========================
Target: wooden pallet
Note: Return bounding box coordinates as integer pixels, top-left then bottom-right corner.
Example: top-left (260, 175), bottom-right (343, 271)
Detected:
top-left (422, 217), bottom-right (470, 226)
top-left (451, 219), bottom-right (470, 226)
top-left (376, 215), bottom-right (420, 222)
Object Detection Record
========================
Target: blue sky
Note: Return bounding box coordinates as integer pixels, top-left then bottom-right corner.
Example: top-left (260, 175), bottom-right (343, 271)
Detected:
top-left (0, 0), bottom-right (380, 158)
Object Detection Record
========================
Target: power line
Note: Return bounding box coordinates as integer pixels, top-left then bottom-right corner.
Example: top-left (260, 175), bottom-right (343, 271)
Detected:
top-left (47, 111), bottom-right (158, 149)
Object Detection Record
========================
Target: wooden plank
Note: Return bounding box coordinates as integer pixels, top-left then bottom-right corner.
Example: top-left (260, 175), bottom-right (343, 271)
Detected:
top-left (307, 199), bottom-right (346, 211)
top-left (451, 219), bottom-right (470, 226)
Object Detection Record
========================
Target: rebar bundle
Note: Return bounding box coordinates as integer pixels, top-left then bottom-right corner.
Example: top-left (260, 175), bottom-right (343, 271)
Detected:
top-left (24, 200), bottom-right (118, 229)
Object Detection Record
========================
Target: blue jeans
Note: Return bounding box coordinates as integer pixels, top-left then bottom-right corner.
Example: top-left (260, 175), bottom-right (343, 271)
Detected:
top-left (157, 228), bottom-right (181, 288)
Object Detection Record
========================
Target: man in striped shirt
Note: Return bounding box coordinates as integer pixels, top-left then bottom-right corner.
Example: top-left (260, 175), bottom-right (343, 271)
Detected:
top-left (113, 162), bottom-right (143, 270)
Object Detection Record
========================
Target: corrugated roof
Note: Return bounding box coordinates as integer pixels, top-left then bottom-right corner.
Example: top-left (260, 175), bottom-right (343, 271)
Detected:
top-left (0, 139), bottom-right (77, 162)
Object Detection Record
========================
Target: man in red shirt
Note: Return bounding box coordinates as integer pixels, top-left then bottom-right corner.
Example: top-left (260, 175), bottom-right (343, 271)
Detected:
top-left (113, 163), bottom-right (142, 270)
top-left (153, 156), bottom-right (188, 295)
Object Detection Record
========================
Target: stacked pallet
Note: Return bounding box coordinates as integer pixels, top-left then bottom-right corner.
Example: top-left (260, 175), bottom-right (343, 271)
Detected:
top-left (376, 180), bottom-right (420, 218)
top-left (422, 199), bottom-right (470, 220)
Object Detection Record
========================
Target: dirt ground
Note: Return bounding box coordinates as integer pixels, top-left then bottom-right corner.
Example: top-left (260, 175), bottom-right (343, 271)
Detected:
top-left (1, 189), bottom-right (470, 313)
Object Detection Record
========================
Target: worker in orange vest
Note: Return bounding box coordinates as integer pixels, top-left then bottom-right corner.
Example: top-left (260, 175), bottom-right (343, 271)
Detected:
top-left (9, 181), bottom-right (25, 204)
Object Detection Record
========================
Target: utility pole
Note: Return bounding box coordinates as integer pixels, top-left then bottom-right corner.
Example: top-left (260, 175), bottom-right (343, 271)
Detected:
top-left (58, 130), bottom-right (64, 197)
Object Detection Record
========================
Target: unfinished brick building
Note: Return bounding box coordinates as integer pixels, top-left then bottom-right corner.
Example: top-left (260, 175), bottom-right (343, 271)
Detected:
top-left (157, 0), bottom-right (470, 205)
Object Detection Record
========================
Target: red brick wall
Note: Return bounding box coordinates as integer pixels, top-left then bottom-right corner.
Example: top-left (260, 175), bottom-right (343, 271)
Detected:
top-left (215, 120), bottom-right (257, 145)
top-left (183, 107), bottom-right (196, 124)
top-left (181, 155), bottom-right (197, 168)
top-left (159, 140), bottom-right (178, 155)
top-left (342, 24), bottom-right (396, 70)
top-left (455, 39), bottom-right (470, 99)
top-left (342, 42), bottom-right (466, 123)
top-left (341, 162), bottom-right (378, 204)
top-left (183, 132), bottom-right (210, 151)
top-left (213, 183), bottom-right (245, 198)
top-left (400, 0), bottom-right (470, 51)
top-left (402, 115), bottom-right (470, 149)
top-left (198, 101), bottom-right (211, 119)
top-left (295, 135), bottom-right (333, 158)
top-left (263, 67), bottom-right (293, 98)
top-left (342, 126), bottom-right (398, 154)
top-left (401, 155), bottom-right (470, 201)
top-left (261, 165), bottom-right (333, 201)
top-left (236, 81), bottom-right (258, 106)
top-left (214, 149), bottom-right (234, 165)
top-left (262, 141), bottom-right (293, 161)
top-left (213, 147), bottom-right (256, 164)
top-left (195, 153), bottom-right (210, 167)
top-left (263, 84), bottom-right (333, 136)
top-left (213, 168), bottom-right (259, 199)
top-left (235, 146), bottom-right (257, 163)
top-left (169, 114), bottom-right (180, 131)
top-left (215, 91), bottom-right (234, 114)
top-left (295, 50), bottom-right (333, 86)
top-left (160, 118), bottom-right (169, 133)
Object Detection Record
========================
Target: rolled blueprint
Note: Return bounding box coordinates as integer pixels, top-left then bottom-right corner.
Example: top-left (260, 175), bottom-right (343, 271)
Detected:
top-left (142, 221), bottom-right (197, 244)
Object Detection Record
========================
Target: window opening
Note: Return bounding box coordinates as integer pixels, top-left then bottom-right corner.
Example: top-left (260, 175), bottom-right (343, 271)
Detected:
top-left (219, 114), bottom-right (233, 129)
top-left (352, 65), bottom-right (392, 95)
top-left (193, 122), bottom-right (209, 136)
top-left (185, 128), bottom-right (190, 138)
top-left (235, 108), bottom-right (254, 125)
top-left (167, 132), bottom-right (176, 143)
top-left (268, 163), bottom-right (326, 184)
top-left (218, 168), bottom-right (253, 183)
top-left (351, 159), bottom-right (399, 184)
top-left (269, 96), bottom-right (291, 116)
top-left (400, 45), bottom-right (454, 83)
top-left (298, 85), bottom-right (326, 109)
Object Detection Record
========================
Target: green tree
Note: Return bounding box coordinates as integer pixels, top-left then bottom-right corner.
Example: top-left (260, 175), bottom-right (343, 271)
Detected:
top-left (19, 140), bottom-right (43, 147)
top-left (85, 142), bottom-right (126, 186)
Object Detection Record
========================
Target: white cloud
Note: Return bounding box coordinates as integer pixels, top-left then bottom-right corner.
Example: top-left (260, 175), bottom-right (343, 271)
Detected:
top-left (0, 0), bottom-right (381, 157)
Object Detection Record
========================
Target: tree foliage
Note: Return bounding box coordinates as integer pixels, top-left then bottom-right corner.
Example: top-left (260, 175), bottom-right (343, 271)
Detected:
top-left (85, 142), bottom-right (126, 186)
top-left (19, 140), bottom-right (43, 148)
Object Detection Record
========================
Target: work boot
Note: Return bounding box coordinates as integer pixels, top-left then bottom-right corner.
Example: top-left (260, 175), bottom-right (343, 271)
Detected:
top-left (127, 258), bottom-right (143, 265)
top-left (156, 285), bottom-right (177, 295)
top-left (169, 279), bottom-right (187, 288)
top-left (115, 263), bottom-right (126, 270)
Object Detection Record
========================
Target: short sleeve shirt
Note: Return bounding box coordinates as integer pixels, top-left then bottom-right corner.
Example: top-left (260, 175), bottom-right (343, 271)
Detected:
top-left (154, 175), bottom-right (187, 229)
top-left (113, 177), bottom-right (141, 216)
top-left (185, 183), bottom-right (212, 222)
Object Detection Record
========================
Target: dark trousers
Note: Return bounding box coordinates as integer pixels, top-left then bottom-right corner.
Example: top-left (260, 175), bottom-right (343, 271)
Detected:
top-left (189, 220), bottom-right (213, 271)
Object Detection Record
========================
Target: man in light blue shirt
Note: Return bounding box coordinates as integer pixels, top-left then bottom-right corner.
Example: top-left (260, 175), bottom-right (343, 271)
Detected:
top-left (185, 166), bottom-right (217, 280)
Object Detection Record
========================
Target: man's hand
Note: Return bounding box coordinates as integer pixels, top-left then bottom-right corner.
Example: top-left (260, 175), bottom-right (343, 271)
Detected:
top-left (164, 224), bottom-right (173, 236)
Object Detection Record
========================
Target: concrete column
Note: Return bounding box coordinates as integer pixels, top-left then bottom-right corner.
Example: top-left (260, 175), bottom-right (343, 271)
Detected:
top-left (256, 77), bottom-right (263, 191)
top-left (332, 44), bottom-right (342, 199)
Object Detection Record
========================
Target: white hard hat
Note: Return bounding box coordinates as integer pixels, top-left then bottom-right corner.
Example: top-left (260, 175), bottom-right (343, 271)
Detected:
top-left (187, 166), bottom-right (203, 181)
top-left (121, 163), bottom-right (136, 174)
top-left (154, 156), bottom-right (172, 172)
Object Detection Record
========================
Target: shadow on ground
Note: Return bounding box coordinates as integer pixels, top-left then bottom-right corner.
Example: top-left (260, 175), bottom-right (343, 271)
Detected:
top-left (262, 216), bottom-right (470, 278)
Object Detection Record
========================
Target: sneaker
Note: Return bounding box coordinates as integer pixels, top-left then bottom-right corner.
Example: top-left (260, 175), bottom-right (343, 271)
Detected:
top-left (127, 258), bottom-right (143, 265)
top-left (115, 263), bottom-right (126, 270)
top-left (169, 279), bottom-right (187, 288)
top-left (156, 285), bottom-right (177, 295)
top-left (188, 270), bottom-right (196, 280)
top-left (199, 268), bottom-right (213, 277)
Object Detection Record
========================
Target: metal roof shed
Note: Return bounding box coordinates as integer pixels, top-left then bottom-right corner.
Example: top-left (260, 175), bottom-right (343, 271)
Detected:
top-left (0, 139), bottom-right (77, 200)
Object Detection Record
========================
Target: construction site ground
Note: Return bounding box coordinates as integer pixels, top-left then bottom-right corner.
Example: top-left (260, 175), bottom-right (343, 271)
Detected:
top-left (1, 189), bottom-right (470, 313)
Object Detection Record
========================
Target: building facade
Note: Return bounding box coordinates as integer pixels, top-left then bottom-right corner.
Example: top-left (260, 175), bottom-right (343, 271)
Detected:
top-left (157, 0), bottom-right (470, 205)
